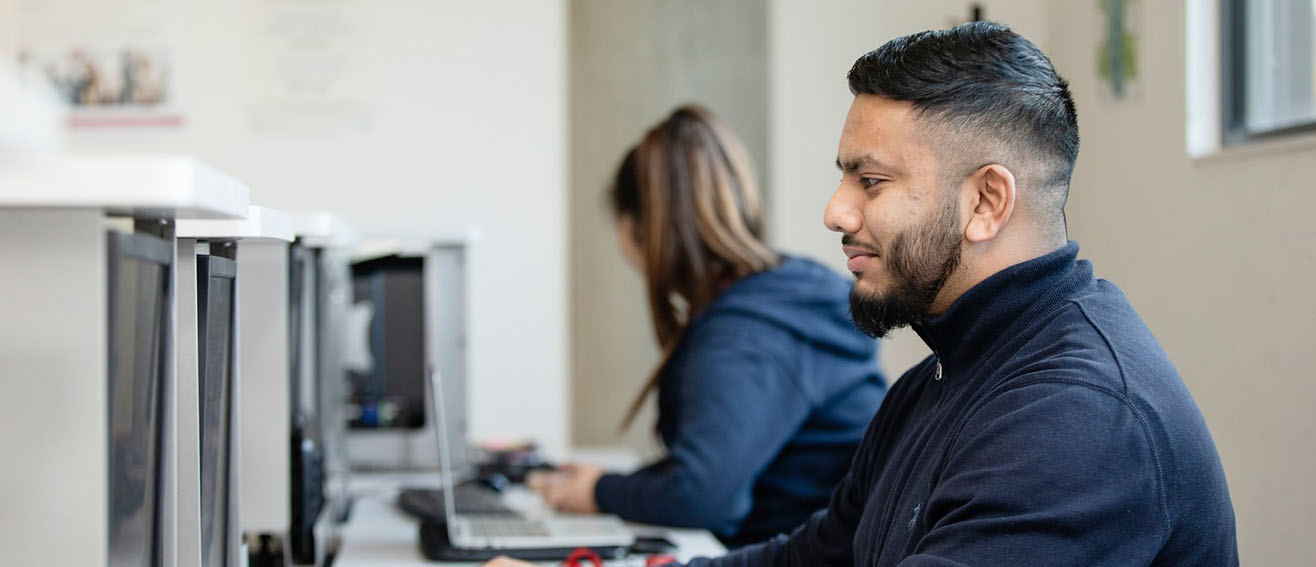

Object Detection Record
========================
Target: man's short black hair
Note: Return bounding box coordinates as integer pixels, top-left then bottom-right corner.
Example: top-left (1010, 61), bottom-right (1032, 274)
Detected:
top-left (848, 22), bottom-right (1078, 226)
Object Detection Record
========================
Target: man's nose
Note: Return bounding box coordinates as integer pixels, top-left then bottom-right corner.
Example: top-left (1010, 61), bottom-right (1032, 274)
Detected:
top-left (824, 184), bottom-right (862, 235)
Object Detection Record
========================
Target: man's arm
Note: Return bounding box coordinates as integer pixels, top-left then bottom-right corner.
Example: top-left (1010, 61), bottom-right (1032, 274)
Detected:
top-left (683, 357), bottom-right (931, 567)
top-left (684, 473), bottom-right (861, 567)
top-left (684, 385), bottom-right (895, 567)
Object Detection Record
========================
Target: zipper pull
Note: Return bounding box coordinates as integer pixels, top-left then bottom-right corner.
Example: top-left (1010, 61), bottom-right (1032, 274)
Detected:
top-left (934, 359), bottom-right (943, 381)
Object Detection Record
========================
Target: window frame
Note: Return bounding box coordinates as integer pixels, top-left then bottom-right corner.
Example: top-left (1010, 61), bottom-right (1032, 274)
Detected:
top-left (1220, 0), bottom-right (1316, 145)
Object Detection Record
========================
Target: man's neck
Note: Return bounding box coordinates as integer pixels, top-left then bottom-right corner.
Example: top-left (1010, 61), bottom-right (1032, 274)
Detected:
top-left (927, 230), bottom-right (1067, 316)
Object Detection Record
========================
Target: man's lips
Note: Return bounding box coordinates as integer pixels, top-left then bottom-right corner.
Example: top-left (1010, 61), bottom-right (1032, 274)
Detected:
top-left (842, 245), bottom-right (878, 260)
top-left (843, 245), bottom-right (879, 272)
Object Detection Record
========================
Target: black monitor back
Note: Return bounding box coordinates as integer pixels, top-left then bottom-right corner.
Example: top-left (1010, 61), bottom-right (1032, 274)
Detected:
top-left (106, 230), bottom-right (172, 567)
top-left (288, 244), bottom-right (326, 563)
top-left (197, 252), bottom-right (236, 567)
top-left (346, 256), bottom-right (426, 430)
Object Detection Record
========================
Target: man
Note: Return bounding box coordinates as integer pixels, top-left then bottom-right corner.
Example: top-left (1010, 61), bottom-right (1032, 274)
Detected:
top-left (486, 21), bottom-right (1237, 566)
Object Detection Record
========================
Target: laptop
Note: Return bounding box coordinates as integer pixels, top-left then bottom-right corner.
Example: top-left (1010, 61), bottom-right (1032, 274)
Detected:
top-left (427, 369), bottom-right (636, 550)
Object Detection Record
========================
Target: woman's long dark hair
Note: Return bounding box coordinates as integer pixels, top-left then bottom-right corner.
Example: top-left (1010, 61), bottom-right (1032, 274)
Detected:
top-left (611, 105), bottom-right (778, 429)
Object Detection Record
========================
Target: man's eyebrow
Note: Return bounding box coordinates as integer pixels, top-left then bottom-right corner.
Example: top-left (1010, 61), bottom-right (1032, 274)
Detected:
top-left (835, 154), bottom-right (888, 173)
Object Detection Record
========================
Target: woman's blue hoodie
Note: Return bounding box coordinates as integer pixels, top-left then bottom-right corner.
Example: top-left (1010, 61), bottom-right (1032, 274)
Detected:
top-left (594, 256), bottom-right (887, 546)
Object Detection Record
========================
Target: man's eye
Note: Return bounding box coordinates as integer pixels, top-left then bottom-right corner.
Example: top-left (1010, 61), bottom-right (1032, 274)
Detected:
top-left (860, 177), bottom-right (883, 188)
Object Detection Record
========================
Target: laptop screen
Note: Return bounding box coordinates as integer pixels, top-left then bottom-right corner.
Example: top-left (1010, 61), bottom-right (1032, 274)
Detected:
top-left (427, 369), bottom-right (460, 523)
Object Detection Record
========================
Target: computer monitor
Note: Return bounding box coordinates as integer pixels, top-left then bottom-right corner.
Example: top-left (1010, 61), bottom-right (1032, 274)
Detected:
top-left (197, 253), bottom-right (236, 567)
top-left (346, 255), bottom-right (427, 430)
top-left (288, 243), bottom-right (325, 563)
top-left (344, 246), bottom-right (468, 472)
top-left (290, 245), bottom-right (318, 419)
top-left (106, 230), bottom-right (173, 567)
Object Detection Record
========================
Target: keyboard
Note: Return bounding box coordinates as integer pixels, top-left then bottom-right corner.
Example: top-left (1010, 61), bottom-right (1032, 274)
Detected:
top-left (397, 484), bottom-right (520, 519)
top-left (463, 518), bottom-right (551, 538)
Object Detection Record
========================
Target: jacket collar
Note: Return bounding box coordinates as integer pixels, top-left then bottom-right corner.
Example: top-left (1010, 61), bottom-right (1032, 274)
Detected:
top-left (912, 241), bottom-right (1091, 378)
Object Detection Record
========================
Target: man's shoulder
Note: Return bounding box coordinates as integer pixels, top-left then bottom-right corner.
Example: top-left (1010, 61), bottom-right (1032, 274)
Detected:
top-left (979, 279), bottom-right (1211, 468)
top-left (984, 279), bottom-right (1231, 537)
top-left (1006, 277), bottom-right (1175, 396)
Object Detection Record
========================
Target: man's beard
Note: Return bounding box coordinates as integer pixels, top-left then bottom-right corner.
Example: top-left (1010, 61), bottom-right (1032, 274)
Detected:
top-left (849, 196), bottom-right (963, 338)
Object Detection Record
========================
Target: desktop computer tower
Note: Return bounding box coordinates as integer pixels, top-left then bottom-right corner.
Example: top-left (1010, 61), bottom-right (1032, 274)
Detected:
top-left (287, 212), bottom-right (356, 536)
top-left (237, 239), bottom-right (339, 567)
top-left (234, 238), bottom-right (295, 566)
top-left (344, 243), bottom-right (469, 473)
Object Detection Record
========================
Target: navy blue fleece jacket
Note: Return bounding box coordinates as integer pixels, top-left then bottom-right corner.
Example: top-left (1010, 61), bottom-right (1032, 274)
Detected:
top-left (690, 242), bottom-right (1237, 566)
top-left (594, 257), bottom-right (887, 546)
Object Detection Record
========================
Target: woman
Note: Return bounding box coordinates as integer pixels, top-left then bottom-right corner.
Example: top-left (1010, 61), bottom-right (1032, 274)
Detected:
top-left (533, 105), bottom-right (885, 546)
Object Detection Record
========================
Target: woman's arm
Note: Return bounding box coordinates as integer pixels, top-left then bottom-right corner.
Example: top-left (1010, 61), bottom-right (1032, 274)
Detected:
top-left (593, 337), bottom-right (813, 534)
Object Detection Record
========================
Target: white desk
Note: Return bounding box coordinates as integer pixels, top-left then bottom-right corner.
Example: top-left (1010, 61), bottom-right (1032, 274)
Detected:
top-left (292, 211), bottom-right (358, 248)
top-left (177, 205), bottom-right (295, 241)
top-left (333, 472), bottom-right (727, 566)
top-left (0, 152), bottom-right (249, 219)
top-left (0, 153), bottom-right (250, 566)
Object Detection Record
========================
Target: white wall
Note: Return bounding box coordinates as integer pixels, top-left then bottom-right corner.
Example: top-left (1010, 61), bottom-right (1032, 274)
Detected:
top-left (1044, 1), bottom-right (1316, 563)
top-left (766, 0), bottom-right (1046, 380)
top-left (0, 0), bottom-right (570, 457)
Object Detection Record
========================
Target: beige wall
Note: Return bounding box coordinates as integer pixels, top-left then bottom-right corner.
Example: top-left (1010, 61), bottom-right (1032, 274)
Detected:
top-left (568, 0), bottom-right (768, 451)
top-left (1044, 1), bottom-right (1316, 563)
top-left (768, 2), bottom-right (1316, 560)
top-left (766, 0), bottom-right (1047, 385)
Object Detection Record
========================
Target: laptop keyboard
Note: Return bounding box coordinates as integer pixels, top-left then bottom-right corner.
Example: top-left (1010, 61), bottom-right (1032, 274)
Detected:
top-left (465, 518), bottom-right (552, 538)
top-left (397, 484), bottom-right (520, 519)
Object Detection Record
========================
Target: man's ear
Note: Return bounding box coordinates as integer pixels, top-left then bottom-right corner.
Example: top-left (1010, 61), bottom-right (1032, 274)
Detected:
top-left (963, 164), bottom-right (1016, 243)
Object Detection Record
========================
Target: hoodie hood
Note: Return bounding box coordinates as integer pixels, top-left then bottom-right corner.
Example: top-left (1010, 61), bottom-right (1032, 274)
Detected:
top-left (696, 256), bottom-right (875, 359)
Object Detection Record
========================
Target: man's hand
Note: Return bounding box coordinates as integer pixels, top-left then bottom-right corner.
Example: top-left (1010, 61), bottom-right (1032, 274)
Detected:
top-left (479, 557), bottom-right (537, 567)
top-left (526, 463), bottom-right (605, 514)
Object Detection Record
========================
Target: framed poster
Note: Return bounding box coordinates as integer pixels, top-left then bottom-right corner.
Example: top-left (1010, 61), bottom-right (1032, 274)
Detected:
top-left (12, 0), bottom-right (184, 128)
top-left (244, 0), bottom-right (371, 134)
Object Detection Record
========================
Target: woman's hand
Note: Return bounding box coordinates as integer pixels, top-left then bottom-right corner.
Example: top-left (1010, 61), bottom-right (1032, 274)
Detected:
top-left (479, 557), bottom-right (537, 567)
top-left (526, 463), bottom-right (605, 514)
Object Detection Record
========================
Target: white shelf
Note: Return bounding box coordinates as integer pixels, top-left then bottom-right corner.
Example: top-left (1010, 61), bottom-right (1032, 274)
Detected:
top-left (0, 153), bottom-right (250, 219)
top-left (176, 205), bottom-right (295, 242)
top-left (291, 212), bottom-right (357, 248)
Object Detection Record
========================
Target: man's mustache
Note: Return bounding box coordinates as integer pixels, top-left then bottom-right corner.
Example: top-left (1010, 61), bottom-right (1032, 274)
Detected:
top-left (842, 234), bottom-right (880, 256)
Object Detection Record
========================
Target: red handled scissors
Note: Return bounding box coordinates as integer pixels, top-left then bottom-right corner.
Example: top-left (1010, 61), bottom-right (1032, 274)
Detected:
top-left (562, 548), bottom-right (603, 567)
top-left (561, 548), bottom-right (679, 567)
